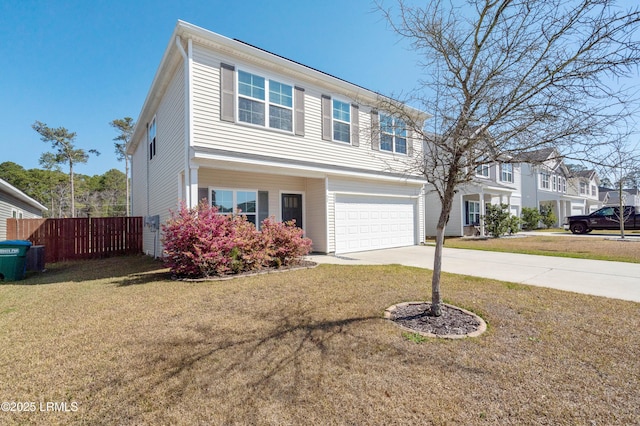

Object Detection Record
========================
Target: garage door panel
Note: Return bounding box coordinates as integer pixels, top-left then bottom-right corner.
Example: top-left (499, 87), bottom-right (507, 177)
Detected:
top-left (335, 196), bottom-right (415, 254)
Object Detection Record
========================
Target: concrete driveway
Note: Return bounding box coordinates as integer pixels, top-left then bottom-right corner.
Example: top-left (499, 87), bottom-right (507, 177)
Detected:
top-left (307, 245), bottom-right (640, 303)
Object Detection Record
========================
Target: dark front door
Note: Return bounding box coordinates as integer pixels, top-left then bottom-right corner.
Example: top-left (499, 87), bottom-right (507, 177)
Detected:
top-left (282, 193), bottom-right (303, 228)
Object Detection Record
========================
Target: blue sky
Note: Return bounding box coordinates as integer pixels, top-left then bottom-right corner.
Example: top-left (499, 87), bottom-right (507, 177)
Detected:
top-left (0, 0), bottom-right (423, 176)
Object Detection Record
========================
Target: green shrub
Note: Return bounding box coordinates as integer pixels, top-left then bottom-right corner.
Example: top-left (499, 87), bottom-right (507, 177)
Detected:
top-left (540, 205), bottom-right (557, 228)
top-left (521, 207), bottom-right (542, 230)
top-left (483, 203), bottom-right (510, 238)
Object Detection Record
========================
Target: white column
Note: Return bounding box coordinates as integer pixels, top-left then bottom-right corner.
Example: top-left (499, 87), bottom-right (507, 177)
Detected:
top-left (189, 165), bottom-right (199, 208)
top-left (479, 189), bottom-right (486, 236)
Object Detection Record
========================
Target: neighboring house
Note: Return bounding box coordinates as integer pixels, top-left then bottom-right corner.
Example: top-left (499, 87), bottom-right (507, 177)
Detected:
top-left (0, 178), bottom-right (47, 240)
top-left (567, 169), bottom-right (601, 213)
top-left (600, 187), bottom-right (640, 209)
top-left (424, 160), bottom-right (522, 237)
top-left (520, 148), bottom-right (600, 226)
top-left (128, 21), bottom-right (428, 256)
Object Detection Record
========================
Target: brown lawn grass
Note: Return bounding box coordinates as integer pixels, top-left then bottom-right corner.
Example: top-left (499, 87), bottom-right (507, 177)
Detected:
top-left (441, 235), bottom-right (640, 263)
top-left (1, 256), bottom-right (639, 425)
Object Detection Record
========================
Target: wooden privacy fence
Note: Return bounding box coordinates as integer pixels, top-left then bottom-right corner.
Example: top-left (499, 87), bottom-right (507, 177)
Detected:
top-left (6, 217), bottom-right (143, 263)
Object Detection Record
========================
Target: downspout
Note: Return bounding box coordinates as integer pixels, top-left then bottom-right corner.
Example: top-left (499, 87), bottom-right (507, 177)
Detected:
top-left (175, 36), bottom-right (194, 207)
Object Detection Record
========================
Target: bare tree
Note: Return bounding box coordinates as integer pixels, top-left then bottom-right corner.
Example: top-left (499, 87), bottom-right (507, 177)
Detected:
top-left (377, 0), bottom-right (640, 316)
top-left (594, 138), bottom-right (640, 238)
top-left (110, 117), bottom-right (135, 216)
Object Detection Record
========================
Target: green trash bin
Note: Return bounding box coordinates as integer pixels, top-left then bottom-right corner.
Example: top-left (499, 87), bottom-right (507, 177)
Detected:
top-left (0, 240), bottom-right (32, 281)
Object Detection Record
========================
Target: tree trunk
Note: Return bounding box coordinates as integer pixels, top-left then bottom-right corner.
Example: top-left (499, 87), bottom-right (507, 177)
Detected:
top-left (430, 193), bottom-right (455, 317)
top-left (619, 181), bottom-right (625, 239)
top-left (431, 223), bottom-right (445, 316)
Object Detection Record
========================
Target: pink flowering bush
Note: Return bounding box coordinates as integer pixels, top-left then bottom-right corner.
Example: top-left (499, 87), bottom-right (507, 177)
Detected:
top-left (162, 202), bottom-right (312, 278)
top-left (261, 217), bottom-right (313, 268)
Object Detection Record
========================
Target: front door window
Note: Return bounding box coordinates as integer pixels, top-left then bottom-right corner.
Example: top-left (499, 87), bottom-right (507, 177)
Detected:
top-left (282, 194), bottom-right (303, 228)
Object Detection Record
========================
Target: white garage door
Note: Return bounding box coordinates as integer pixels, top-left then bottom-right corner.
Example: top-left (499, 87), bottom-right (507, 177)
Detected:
top-left (335, 196), bottom-right (415, 253)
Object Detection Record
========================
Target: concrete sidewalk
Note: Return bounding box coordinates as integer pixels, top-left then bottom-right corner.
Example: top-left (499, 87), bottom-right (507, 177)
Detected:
top-left (307, 245), bottom-right (640, 303)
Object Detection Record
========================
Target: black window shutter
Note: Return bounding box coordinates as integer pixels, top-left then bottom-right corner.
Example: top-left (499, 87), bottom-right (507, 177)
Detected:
top-left (220, 63), bottom-right (236, 122)
top-left (258, 191), bottom-right (269, 228)
top-left (351, 104), bottom-right (359, 147)
top-left (408, 129), bottom-right (414, 157)
top-left (294, 87), bottom-right (305, 136)
top-left (321, 95), bottom-right (332, 141)
top-left (371, 110), bottom-right (380, 151)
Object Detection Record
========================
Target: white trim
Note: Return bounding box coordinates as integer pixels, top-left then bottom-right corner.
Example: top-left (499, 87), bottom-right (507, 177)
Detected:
top-left (333, 190), bottom-right (420, 199)
top-left (236, 67), bottom-right (295, 134)
top-left (191, 150), bottom-right (427, 184)
top-left (0, 178), bottom-right (47, 212)
top-left (331, 97), bottom-right (351, 144)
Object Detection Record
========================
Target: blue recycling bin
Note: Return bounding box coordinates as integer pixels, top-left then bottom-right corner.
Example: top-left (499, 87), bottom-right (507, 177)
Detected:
top-left (0, 240), bottom-right (32, 281)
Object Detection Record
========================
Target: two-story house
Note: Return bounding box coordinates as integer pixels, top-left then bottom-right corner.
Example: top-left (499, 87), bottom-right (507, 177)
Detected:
top-left (128, 21), bottom-right (428, 257)
top-left (567, 169), bottom-right (600, 213)
top-left (424, 160), bottom-right (522, 237)
top-left (520, 148), bottom-right (599, 226)
top-left (0, 178), bottom-right (47, 240)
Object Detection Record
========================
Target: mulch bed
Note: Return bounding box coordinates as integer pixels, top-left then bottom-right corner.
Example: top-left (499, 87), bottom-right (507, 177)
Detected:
top-left (386, 302), bottom-right (485, 338)
top-left (175, 260), bottom-right (318, 281)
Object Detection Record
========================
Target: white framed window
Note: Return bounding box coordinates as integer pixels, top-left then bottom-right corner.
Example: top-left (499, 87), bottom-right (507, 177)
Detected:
top-left (238, 70), bottom-right (293, 132)
top-left (559, 177), bottom-right (566, 193)
top-left (540, 172), bottom-right (550, 189)
top-left (465, 201), bottom-right (481, 225)
top-left (591, 185), bottom-right (597, 196)
top-left (148, 116), bottom-right (157, 160)
top-left (211, 188), bottom-right (258, 226)
top-left (476, 164), bottom-right (490, 178)
top-left (500, 163), bottom-right (513, 183)
top-left (379, 113), bottom-right (407, 154)
top-left (579, 181), bottom-right (587, 195)
top-left (332, 99), bottom-right (351, 143)
top-left (552, 175), bottom-right (557, 191)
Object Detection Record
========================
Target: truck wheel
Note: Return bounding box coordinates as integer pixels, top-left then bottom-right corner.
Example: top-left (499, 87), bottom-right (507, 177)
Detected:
top-left (570, 222), bottom-right (587, 234)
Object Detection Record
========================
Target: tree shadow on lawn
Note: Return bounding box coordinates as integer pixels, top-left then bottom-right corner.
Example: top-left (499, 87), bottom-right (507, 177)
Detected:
top-left (16, 255), bottom-right (167, 286)
top-left (82, 307), bottom-right (396, 424)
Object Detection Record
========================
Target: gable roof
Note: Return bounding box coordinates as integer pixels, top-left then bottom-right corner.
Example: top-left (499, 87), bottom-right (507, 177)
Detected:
top-left (517, 147), bottom-right (557, 163)
top-left (0, 178), bottom-right (48, 212)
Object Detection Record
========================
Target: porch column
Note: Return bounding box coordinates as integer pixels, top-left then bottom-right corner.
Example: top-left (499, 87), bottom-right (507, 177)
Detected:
top-left (189, 165), bottom-right (199, 208)
top-left (479, 188), bottom-right (486, 236)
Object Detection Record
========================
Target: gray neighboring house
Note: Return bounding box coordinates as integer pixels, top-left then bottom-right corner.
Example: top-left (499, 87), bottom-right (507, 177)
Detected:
top-left (520, 148), bottom-right (600, 226)
top-left (0, 178), bottom-right (47, 240)
top-left (600, 187), bottom-right (640, 209)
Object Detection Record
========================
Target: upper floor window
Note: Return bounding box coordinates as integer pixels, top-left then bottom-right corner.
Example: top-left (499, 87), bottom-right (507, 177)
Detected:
top-left (559, 177), bottom-right (567, 193)
top-left (238, 70), bottom-right (293, 132)
top-left (579, 181), bottom-right (587, 195)
top-left (332, 99), bottom-right (351, 143)
top-left (591, 185), bottom-right (597, 196)
top-left (540, 172), bottom-right (550, 189)
top-left (500, 163), bottom-right (513, 183)
top-left (148, 117), bottom-right (157, 160)
top-left (476, 164), bottom-right (490, 178)
top-left (379, 114), bottom-right (407, 154)
top-left (552, 175), bottom-right (557, 191)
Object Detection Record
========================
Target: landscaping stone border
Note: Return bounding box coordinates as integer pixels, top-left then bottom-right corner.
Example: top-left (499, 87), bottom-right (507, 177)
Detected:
top-left (384, 301), bottom-right (487, 339)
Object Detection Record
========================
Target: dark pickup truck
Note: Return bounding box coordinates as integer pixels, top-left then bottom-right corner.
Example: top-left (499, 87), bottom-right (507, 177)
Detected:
top-left (564, 206), bottom-right (640, 234)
